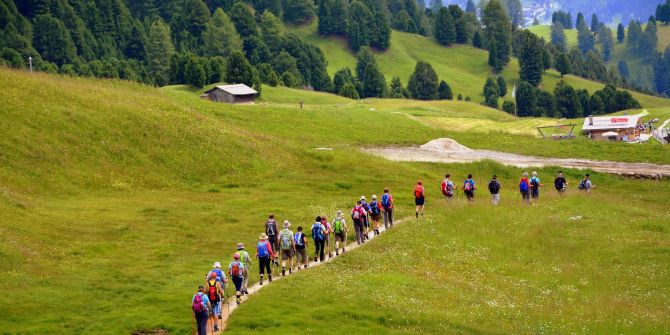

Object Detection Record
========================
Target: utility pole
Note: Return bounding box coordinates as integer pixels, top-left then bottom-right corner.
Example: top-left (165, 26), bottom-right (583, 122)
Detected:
top-left (28, 56), bottom-right (32, 73)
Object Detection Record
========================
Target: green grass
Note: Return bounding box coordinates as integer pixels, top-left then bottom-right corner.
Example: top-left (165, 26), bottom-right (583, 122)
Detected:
top-left (229, 176), bottom-right (670, 334)
top-left (527, 24), bottom-right (578, 49)
top-left (1, 64), bottom-right (669, 335)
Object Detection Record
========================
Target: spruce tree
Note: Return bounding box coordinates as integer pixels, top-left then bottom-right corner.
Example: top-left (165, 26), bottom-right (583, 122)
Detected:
top-left (229, 2), bottom-right (258, 38)
top-left (408, 61), bottom-right (439, 100)
top-left (203, 8), bottom-right (242, 57)
top-left (576, 12), bottom-right (586, 30)
top-left (339, 82), bottom-right (360, 99)
top-left (577, 20), bottom-right (594, 54)
top-left (472, 31), bottom-right (483, 48)
top-left (437, 80), bottom-right (453, 100)
top-left (483, 0), bottom-right (511, 73)
top-left (283, 0), bottom-right (316, 24)
top-left (551, 22), bottom-right (566, 52)
top-left (184, 54), bottom-right (206, 87)
top-left (496, 76), bottom-right (507, 97)
top-left (259, 11), bottom-right (284, 53)
top-left (515, 80), bottom-right (536, 117)
top-left (627, 20), bottom-right (642, 51)
top-left (555, 53), bottom-right (571, 77)
top-left (347, 0), bottom-right (372, 51)
top-left (32, 14), bottom-right (77, 66)
top-left (389, 76), bottom-right (407, 98)
top-left (333, 68), bottom-right (355, 93)
top-left (225, 51), bottom-right (256, 86)
top-left (146, 18), bottom-right (175, 86)
top-left (465, 0), bottom-right (476, 15)
top-left (616, 23), bottom-right (625, 43)
top-left (617, 60), bottom-right (630, 78)
top-left (554, 80), bottom-right (581, 118)
top-left (482, 76), bottom-right (499, 108)
top-left (318, 0), bottom-right (348, 35)
top-left (598, 25), bottom-right (614, 61)
top-left (590, 14), bottom-right (599, 32)
top-left (370, 11), bottom-right (391, 50)
top-left (434, 7), bottom-right (456, 46)
top-left (355, 47), bottom-right (385, 97)
top-left (506, 0), bottom-right (524, 28)
top-left (519, 30), bottom-right (543, 86)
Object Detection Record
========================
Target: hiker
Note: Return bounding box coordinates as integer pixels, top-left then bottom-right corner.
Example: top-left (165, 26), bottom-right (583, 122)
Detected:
top-left (236, 243), bottom-right (252, 295)
top-left (206, 262), bottom-right (228, 285)
top-left (321, 215), bottom-right (333, 258)
top-left (381, 188), bottom-right (394, 229)
top-left (265, 214), bottom-right (279, 260)
top-left (256, 233), bottom-right (276, 285)
top-left (368, 195), bottom-right (382, 235)
top-left (578, 173), bottom-right (593, 193)
top-left (441, 174), bottom-right (455, 204)
top-left (228, 253), bottom-right (246, 305)
top-left (278, 220), bottom-right (295, 276)
top-left (351, 201), bottom-right (367, 245)
top-left (554, 171), bottom-right (568, 195)
top-left (311, 216), bottom-right (327, 262)
top-left (414, 180), bottom-right (425, 218)
top-left (192, 285), bottom-right (211, 335)
top-left (463, 175), bottom-right (476, 201)
top-left (294, 226), bottom-right (309, 269)
top-left (206, 272), bottom-right (224, 331)
top-left (360, 196), bottom-right (371, 240)
top-left (299, 99), bottom-right (304, 109)
top-left (488, 175), bottom-right (502, 205)
top-left (519, 172), bottom-right (531, 205)
top-left (332, 210), bottom-right (348, 255)
top-left (530, 171), bottom-right (544, 203)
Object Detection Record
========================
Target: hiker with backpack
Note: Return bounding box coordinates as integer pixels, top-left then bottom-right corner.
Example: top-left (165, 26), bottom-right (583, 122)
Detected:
top-left (206, 272), bottom-right (224, 332)
top-left (321, 215), bottom-right (333, 258)
top-left (578, 174), bottom-right (593, 193)
top-left (312, 216), bottom-right (327, 262)
top-left (294, 226), bottom-right (309, 269)
top-left (228, 253), bottom-right (246, 305)
top-left (441, 174), bottom-right (455, 204)
top-left (530, 171), bottom-right (544, 203)
top-left (554, 171), bottom-right (568, 196)
top-left (192, 285), bottom-right (211, 335)
top-left (351, 201), bottom-right (367, 245)
top-left (332, 210), bottom-right (348, 255)
top-left (278, 220), bottom-right (295, 276)
top-left (368, 195), bottom-right (382, 235)
top-left (462, 175), bottom-right (476, 201)
top-left (256, 233), bottom-right (276, 285)
top-left (488, 175), bottom-right (502, 205)
top-left (360, 196), bottom-right (371, 240)
top-left (381, 188), bottom-right (394, 229)
top-left (236, 243), bottom-right (252, 295)
top-left (265, 214), bottom-right (279, 261)
top-left (414, 180), bottom-right (425, 218)
top-left (519, 172), bottom-right (531, 205)
top-left (206, 262), bottom-right (228, 285)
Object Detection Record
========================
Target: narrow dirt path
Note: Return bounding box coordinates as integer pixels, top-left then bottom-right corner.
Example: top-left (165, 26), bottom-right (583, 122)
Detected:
top-left (363, 138), bottom-right (670, 178)
top-left (206, 216), bottom-right (407, 334)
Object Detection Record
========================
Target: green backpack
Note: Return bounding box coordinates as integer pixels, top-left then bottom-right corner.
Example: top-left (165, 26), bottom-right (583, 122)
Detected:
top-left (280, 230), bottom-right (292, 250)
top-left (333, 217), bottom-right (344, 234)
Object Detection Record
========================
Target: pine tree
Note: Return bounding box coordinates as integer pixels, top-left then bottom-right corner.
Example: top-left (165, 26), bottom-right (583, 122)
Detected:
top-left (339, 82), bottom-right (360, 99)
top-left (281, 71), bottom-right (300, 87)
top-left (555, 53), bottom-right (571, 77)
top-left (627, 20), bottom-right (642, 51)
top-left (370, 11), bottom-right (391, 50)
top-left (472, 30), bottom-right (483, 48)
top-left (229, 2), bottom-right (258, 38)
top-left (184, 54), bottom-right (206, 87)
top-left (554, 80), bottom-right (581, 118)
top-left (283, 0), bottom-right (316, 24)
top-left (259, 10), bottom-right (284, 52)
top-left (434, 7), bottom-right (455, 46)
top-left (483, 0), bottom-right (511, 73)
top-left (124, 20), bottom-right (148, 61)
top-left (355, 47), bottom-right (385, 97)
top-left (598, 25), bottom-right (614, 61)
top-left (347, 1), bottom-right (372, 51)
top-left (551, 21), bottom-right (566, 52)
top-left (616, 23), bottom-right (625, 43)
top-left (333, 67), bottom-right (355, 93)
top-left (590, 14), bottom-right (599, 32)
top-left (519, 30), bottom-right (543, 86)
top-left (146, 18), bottom-right (174, 86)
top-left (465, 0), bottom-right (476, 15)
top-left (515, 80), bottom-right (537, 117)
top-left (577, 21), bottom-right (594, 54)
top-left (496, 76), bottom-right (507, 97)
top-left (576, 12), bottom-right (586, 30)
top-left (32, 14), bottom-right (77, 66)
top-left (389, 76), bottom-right (407, 98)
top-left (407, 61), bottom-right (438, 100)
top-left (253, 0), bottom-right (282, 17)
top-left (617, 60), bottom-right (630, 78)
top-left (183, 0), bottom-right (211, 42)
top-left (502, 100), bottom-right (516, 114)
top-left (506, 0), bottom-right (524, 28)
top-left (437, 80), bottom-right (453, 100)
top-left (448, 5), bottom-right (467, 44)
top-left (482, 76), bottom-right (499, 108)
top-left (225, 50), bottom-right (256, 86)
top-left (203, 8), bottom-right (242, 57)
top-left (318, 0), bottom-right (348, 35)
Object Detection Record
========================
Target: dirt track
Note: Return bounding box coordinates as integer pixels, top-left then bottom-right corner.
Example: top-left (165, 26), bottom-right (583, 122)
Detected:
top-left (363, 138), bottom-right (670, 178)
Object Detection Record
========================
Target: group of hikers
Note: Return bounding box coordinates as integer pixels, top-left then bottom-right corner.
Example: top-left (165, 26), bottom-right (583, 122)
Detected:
top-left (190, 188), bottom-right (397, 334)
top-left (191, 171), bottom-right (595, 334)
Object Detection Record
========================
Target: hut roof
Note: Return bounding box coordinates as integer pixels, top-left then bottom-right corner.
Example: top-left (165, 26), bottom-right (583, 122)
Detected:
top-left (206, 84), bottom-right (257, 96)
top-left (582, 114), bottom-right (641, 131)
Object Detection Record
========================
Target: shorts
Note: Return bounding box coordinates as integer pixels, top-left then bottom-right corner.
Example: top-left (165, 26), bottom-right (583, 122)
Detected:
top-left (464, 190), bottom-right (474, 199)
top-left (334, 232), bottom-right (346, 242)
top-left (521, 191), bottom-right (530, 199)
top-left (296, 248), bottom-right (308, 263)
top-left (531, 189), bottom-right (539, 198)
top-left (362, 217), bottom-right (370, 228)
top-left (415, 197), bottom-right (425, 206)
top-left (211, 299), bottom-right (221, 316)
top-left (281, 249), bottom-right (293, 260)
top-left (491, 193), bottom-right (500, 204)
top-left (370, 213), bottom-right (381, 221)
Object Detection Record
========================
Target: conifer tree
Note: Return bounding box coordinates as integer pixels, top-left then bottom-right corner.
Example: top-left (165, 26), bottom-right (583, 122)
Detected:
top-left (146, 18), bottom-right (174, 85)
top-left (437, 80), bottom-right (453, 100)
top-left (434, 7), bottom-right (455, 46)
top-left (616, 23), bottom-right (625, 43)
top-left (203, 8), bottom-right (242, 57)
top-left (32, 14), bottom-right (77, 66)
top-left (483, 0), bottom-right (511, 73)
top-left (408, 61), bottom-right (438, 100)
top-left (347, 0), bottom-right (372, 51)
top-left (550, 21), bottom-right (566, 52)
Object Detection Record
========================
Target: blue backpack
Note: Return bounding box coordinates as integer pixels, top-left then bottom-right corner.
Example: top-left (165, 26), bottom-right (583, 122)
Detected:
top-left (294, 232), bottom-right (304, 246)
top-left (257, 241), bottom-right (269, 257)
top-left (369, 200), bottom-right (380, 215)
top-left (519, 180), bottom-right (529, 193)
top-left (210, 268), bottom-right (224, 283)
top-left (311, 223), bottom-right (324, 241)
top-left (381, 194), bottom-right (391, 208)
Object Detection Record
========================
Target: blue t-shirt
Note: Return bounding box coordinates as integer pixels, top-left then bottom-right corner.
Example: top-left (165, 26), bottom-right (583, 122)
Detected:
top-left (464, 179), bottom-right (475, 191)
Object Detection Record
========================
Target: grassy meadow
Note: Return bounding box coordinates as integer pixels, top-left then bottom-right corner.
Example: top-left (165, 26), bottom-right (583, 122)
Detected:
top-left (0, 62), bottom-right (669, 335)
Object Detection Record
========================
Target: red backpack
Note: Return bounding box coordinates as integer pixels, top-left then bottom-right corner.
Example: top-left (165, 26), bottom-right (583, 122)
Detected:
top-left (414, 186), bottom-right (423, 198)
top-left (231, 262), bottom-right (241, 278)
top-left (208, 280), bottom-right (219, 302)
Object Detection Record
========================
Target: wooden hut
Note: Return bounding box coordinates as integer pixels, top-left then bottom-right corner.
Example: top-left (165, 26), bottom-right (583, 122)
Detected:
top-left (582, 114), bottom-right (642, 141)
top-left (201, 84), bottom-right (257, 104)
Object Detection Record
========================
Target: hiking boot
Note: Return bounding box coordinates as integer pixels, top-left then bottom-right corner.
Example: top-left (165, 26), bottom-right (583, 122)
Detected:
top-left (416, 212), bottom-right (419, 218)
top-left (268, 275), bottom-right (273, 282)
top-left (236, 297), bottom-right (241, 305)
top-left (314, 256), bottom-right (318, 263)
top-left (336, 250), bottom-right (339, 256)
top-left (342, 247), bottom-right (345, 253)
top-left (282, 268), bottom-right (286, 276)
top-left (214, 324), bottom-right (219, 332)
top-left (289, 268), bottom-right (292, 274)
top-left (305, 263), bottom-right (309, 268)
top-left (328, 252), bottom-right (333, 258)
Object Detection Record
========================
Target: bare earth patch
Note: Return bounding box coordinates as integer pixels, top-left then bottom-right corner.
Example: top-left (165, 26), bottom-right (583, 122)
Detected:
top-left (363, 138), bottom-right (670, 179)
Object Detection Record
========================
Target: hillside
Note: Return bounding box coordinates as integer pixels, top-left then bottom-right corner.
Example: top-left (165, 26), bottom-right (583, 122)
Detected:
top-left (1, 67), bottom-right (670, 334)
top-left (527, 24), bottom-right (579, 49)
